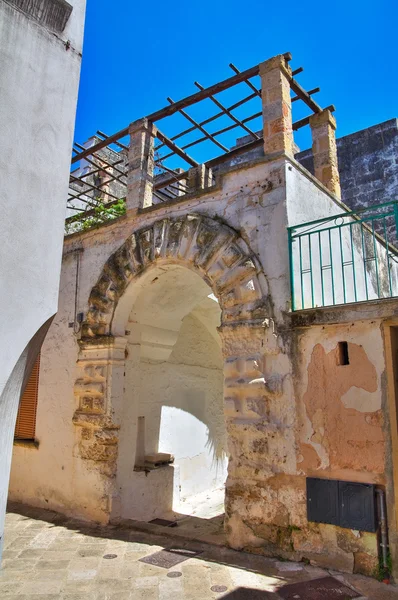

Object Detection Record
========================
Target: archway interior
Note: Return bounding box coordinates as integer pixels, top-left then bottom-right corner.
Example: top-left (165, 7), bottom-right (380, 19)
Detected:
top-left (118, 264), bottom-right (228, 526)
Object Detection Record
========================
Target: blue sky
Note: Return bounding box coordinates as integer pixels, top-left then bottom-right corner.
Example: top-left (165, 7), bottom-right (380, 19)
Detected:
top-left (74, 0), bottom-right (397, 163)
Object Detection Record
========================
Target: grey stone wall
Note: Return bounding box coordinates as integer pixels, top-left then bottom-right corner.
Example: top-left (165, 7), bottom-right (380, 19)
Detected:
top-left (297, 118), bottom-right (398, 210)
top-left (234, 118), bottom-right (398, 215)
top-left (234, 118), bottom-right (398, 241)
top-left (297, 118), bottom-right (398, 245)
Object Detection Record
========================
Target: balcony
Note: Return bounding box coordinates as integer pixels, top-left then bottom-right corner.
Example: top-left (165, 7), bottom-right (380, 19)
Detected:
top-left (288, 201), bottom-right (398, 311)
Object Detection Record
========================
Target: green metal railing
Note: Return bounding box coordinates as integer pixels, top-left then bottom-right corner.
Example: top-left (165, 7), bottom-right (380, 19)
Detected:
top-left (288, 201), bottom-right (398, 311)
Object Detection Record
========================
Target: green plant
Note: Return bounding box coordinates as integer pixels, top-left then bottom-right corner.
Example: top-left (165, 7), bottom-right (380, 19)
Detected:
top-left (287, 524), bottom-right (301, 533)
top-left (65, 198), bottom-right (126, 234)
top-left (374, 551), bottom-right (392, 581)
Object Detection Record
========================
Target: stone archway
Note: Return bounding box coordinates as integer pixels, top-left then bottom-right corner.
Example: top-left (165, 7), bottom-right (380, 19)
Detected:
top-left (82, 213), bottom-right (269, 338)
top-left (73, 214), bottom-right (282, 528)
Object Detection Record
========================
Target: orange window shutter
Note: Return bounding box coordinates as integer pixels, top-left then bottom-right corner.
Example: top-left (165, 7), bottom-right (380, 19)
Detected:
top-left (14, 354), bottom-right (40, 440)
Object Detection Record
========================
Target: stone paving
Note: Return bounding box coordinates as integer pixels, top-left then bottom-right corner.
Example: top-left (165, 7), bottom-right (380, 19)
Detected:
top-left (1, 504), bottom-right (397, 600)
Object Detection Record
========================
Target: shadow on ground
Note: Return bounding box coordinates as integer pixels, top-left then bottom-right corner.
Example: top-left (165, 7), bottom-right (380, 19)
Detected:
top-left (4, 501), bottom-right (398, 600)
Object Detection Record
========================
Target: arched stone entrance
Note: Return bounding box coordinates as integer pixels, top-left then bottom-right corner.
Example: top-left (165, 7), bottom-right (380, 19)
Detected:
top-left (73, 213), bottom-right (277, 531)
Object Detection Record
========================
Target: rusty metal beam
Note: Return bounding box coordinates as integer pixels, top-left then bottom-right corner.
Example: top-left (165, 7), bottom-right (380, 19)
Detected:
top-left (69, 174), bottom-right (122, 202)
top-left (73, 142), bottom-right (127, 181)
top-left (292, 87), bottom-right (320, 103)
top-left (166, 97), bottom-right (229, 153)
top-left (292, 67), bottom-right (303, 76)
top-left (156, 129), bottom-right (199, 167)
top-left (96, 130), bottom-right (129, 151)
top-left (229, 63), bottom-right (261, 98)
top-left (194, 81), bottom-right (259, 140)
top-left (289, 77), bottom-right (322, 113)
top-left (160, 110), bottom-right (262, 162)
top-left (71, 62), bottom-right (260, 164)
top-left (156, 90), bottom-right (259, 152)
top-left (293, 104), bottom-right (335, 130)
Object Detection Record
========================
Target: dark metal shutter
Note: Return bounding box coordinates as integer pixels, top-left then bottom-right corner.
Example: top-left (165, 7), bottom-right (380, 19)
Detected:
top-left (307, 477), bottom-right (340, 526)
top-left (339, 481), bottom-right (377, 532)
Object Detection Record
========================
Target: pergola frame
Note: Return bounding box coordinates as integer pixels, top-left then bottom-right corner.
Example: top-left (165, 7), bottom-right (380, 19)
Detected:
top-left (67, 53), bottom-right (335, 217)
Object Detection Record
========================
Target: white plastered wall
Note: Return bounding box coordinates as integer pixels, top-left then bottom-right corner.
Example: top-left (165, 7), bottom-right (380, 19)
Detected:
top-left (114, 265), bottom-right (227, 522)
top-left (141, 315), bottom-right (226, 497)
top-left (8, 252), bottom-right (108, 523)
top-left (0, 0), bottom-right (86, 557)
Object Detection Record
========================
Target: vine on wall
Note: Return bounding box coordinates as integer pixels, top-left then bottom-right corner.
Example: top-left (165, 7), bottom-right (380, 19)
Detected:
top-left (65, 198), bottom-right (126, 234)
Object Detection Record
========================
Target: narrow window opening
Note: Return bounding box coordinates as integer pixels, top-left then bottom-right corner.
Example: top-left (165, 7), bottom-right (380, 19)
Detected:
top-left (15, 353), bottom-right (40, 440)
top-left (337, 341), bottom-right (349, 366)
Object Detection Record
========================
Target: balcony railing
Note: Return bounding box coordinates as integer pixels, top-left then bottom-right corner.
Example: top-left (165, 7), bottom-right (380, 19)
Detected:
top-left (288, 201), bottom-right (398, 311)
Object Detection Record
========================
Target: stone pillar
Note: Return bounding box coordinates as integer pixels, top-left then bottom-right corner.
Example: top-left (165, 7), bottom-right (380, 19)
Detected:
top-left (259, 55), bottom-right (293, 157)
top-left (187, 164), bottom-right (213, 193)
top-left (127, 118), bottom-right (157, 212)
top-left (219, 321), bottom-right (299, 552)
top-left (309, 109), bottom-right (341, 198)
top-left (73, 336), bottom-right (127, 521)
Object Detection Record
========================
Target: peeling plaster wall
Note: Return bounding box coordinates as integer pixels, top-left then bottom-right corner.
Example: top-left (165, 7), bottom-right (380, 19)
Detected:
top-left (225, 318), bottom-right (389, 576)
top-left (291, 321), bottom-right (387, 574)
top-left (296, 325), bottom-right (385, 479)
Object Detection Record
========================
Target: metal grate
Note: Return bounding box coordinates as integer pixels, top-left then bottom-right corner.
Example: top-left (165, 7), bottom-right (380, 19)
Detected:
top-left (278, 576), bottom-right (360, 599)
top-left (149, 518), bottom-right (177, 527)
top-left (139, 547), bottom-right (202, 569)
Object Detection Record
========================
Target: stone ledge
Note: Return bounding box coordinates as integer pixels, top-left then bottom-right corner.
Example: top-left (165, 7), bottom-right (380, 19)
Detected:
top-left (13, 439), bottom-right (39, 449)
top-left (287, 296), bottom-right (398, 328)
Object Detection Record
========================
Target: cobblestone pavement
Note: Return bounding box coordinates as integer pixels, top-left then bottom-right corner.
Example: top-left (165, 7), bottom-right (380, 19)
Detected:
top-left (1, 504), bottom-right (397, 600)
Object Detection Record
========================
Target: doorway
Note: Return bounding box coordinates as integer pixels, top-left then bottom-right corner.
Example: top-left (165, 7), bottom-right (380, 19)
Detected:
top-left (116, 264), bottom-right (228, 538)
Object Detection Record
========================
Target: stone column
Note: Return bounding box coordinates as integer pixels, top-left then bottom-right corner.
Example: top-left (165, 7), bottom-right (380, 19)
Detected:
top-left (127, 117), bottom-right (157, 212)
top-left (259, 55), bottom-right (293, 157)
top-left (187, 164), bottom-right (213, 193)
top-left (73, 336), bottom-right (127, 521)
top-left (309, 109), bottom-right (341, 198)
top-left (220, 321), bottom-right (299, 553)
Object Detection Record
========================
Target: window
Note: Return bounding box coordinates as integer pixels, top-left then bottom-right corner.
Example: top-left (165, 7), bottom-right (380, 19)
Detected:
top-left (337, 341), bottom-right (349, 365)
top-left (14, 354), bottom-right (40, 440)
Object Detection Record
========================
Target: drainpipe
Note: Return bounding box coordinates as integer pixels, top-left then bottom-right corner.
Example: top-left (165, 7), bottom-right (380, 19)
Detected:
top-left (376, 488), bottom-right (389, 572)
